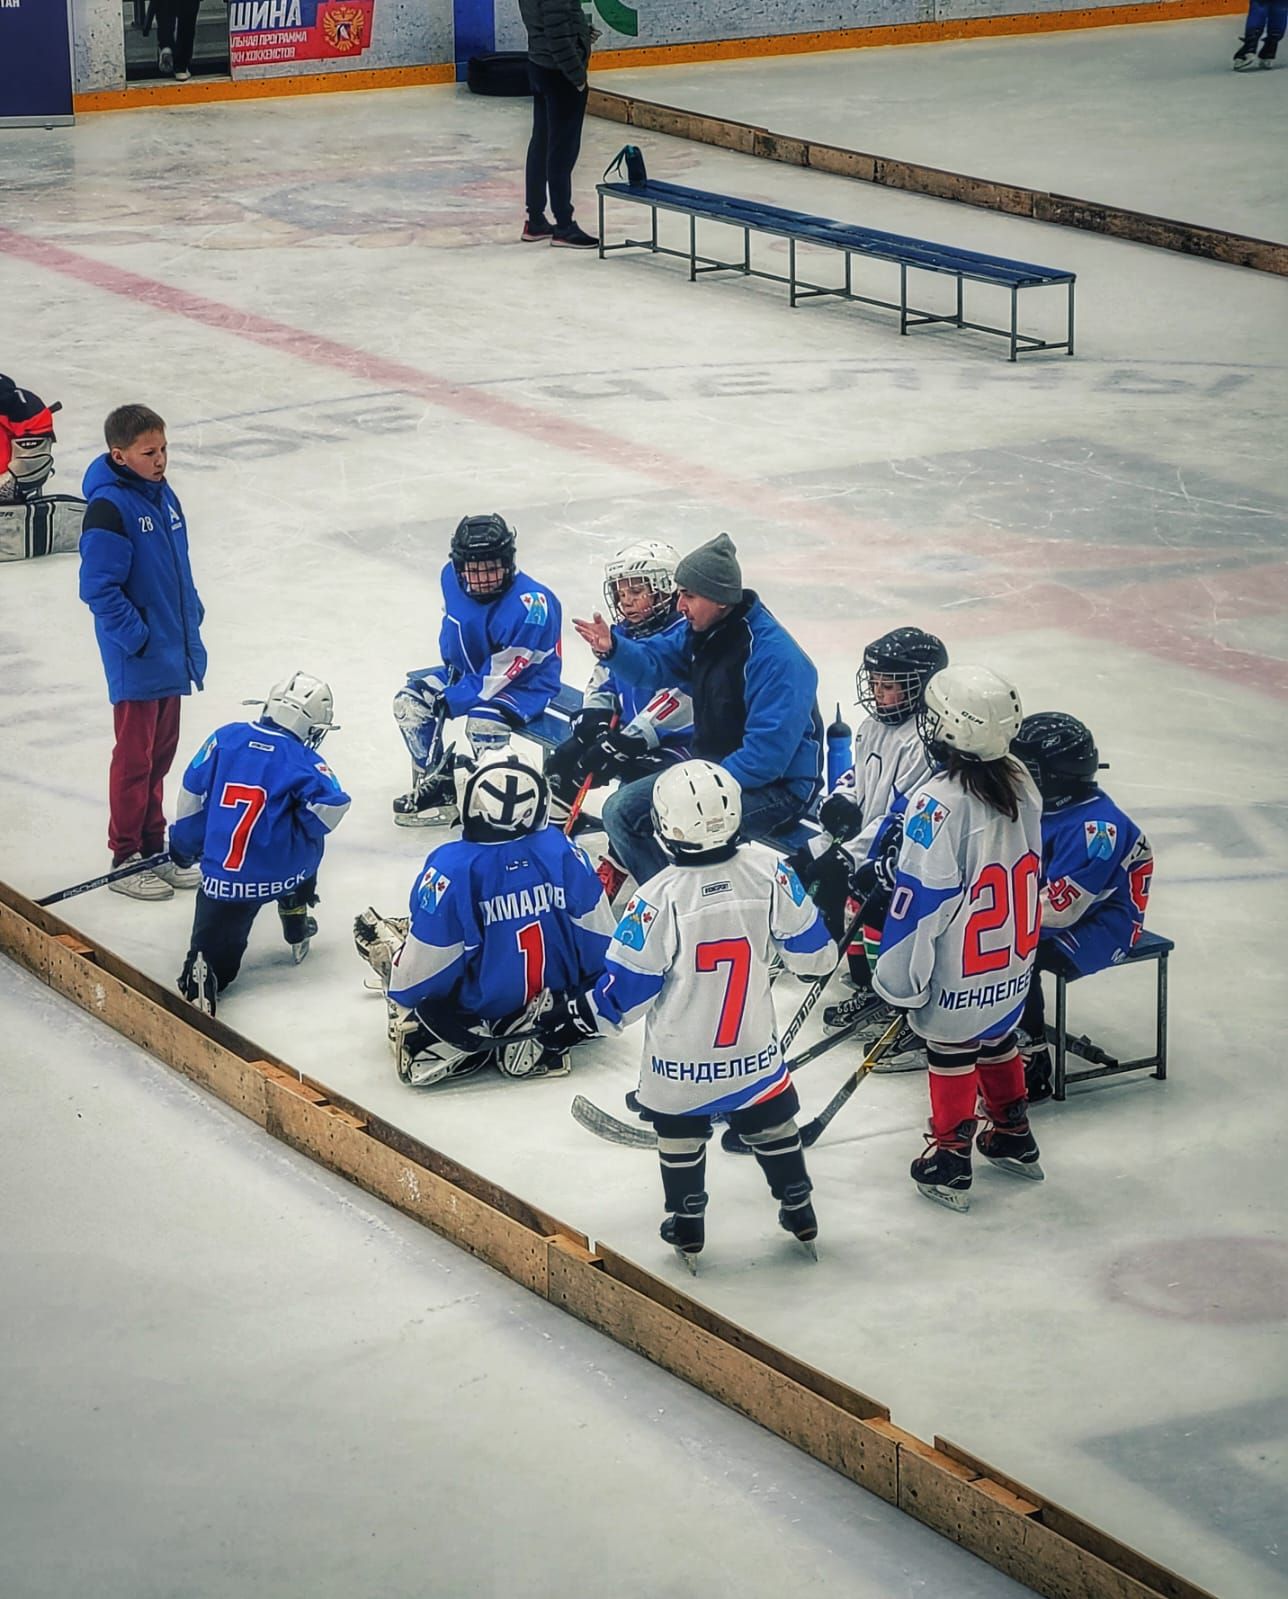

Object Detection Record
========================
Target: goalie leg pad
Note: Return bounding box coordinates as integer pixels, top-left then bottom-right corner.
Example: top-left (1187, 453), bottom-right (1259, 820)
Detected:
top-left (393, 671), bottom-right (449, 768)
top-left (387, 1000), bottom-right (488, 1088)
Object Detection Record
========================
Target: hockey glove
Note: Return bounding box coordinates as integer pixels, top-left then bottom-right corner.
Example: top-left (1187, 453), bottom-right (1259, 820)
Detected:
top-left (538, 989), bottom-right (600, 1053)
top-left (819, 790), bottom-right (862, 844)
top-left (568, 705), bottom-right (615, 747)
top-left (167, 842), bottom-right (198, 871)
top-left (790, 843), bottom-right (851, 945)
top-left (590, 725), bottom-right (650, 772)
top-left (544, 735), bottom-right (591, 801)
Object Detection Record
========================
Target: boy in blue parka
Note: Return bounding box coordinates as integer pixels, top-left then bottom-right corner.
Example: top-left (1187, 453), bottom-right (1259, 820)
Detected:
top-left (79, 404), bottom-right (207, 902)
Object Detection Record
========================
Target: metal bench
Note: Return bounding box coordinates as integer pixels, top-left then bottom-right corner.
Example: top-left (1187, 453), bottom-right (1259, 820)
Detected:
top-left (597, 177), bottom-right (1075, 362)
top-left (1047, 930), bottom-right (1173, 1101)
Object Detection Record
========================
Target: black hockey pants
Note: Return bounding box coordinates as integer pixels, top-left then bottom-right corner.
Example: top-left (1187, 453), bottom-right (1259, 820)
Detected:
top-left (184, 875), bottom-right (317, 992)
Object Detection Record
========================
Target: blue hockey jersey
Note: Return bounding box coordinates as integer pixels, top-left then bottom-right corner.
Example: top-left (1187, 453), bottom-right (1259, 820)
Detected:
top-left (434, 563), bottom-right (562, 726)
top-left (387, 826), bottom-right (615, 1021)
top-left (1038, 790), bottom-right (1153, 976)
top-left (585, 612), bottom-right (694, 756)
top-left (169, 720), bottom-right (351, 900)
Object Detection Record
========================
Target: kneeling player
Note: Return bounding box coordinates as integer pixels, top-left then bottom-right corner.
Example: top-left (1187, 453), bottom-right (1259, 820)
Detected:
top-left (538, 760), bottom-right (837, 1269)
top-left (360, 753), bottom-right (616, 1086)
top-left (544, 540), bottom-right (693, 824)
top-left (871, 665), bottom-right (1044, 1212)
top-left (392, 514), bottom-right (562, 828)
top-left (169, 672), bottom-right (351, 1015)
top-left (1011, 712), bottom-right (1154, 1102)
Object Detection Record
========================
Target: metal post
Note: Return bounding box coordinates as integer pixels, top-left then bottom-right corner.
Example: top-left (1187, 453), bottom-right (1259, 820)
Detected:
top-left (1054, 974), bottom-right (1068, 1100)
top-left (789, 238), bottom-right (797, 307)
top-left (743, 226), bottom-right (750, 275)
top-left (844, 251), bottom-right (851, 299)
top-left (651, 204), bottom-right (658, 254)
top-left (689, 214), bottom-right (697, 282)
top-left (1155, 952), bottom-right (1169, 1081)
top-left (1010, 286), bottom-right (1018, 362)
top-left (1067, 279), bottom-right (1076, 356)
top-left (955, 273), bottom-right (963, 329)
top-left (597, 191), bottom-right (605, 259)
top-left (899, 262), bottom-right (908, 335)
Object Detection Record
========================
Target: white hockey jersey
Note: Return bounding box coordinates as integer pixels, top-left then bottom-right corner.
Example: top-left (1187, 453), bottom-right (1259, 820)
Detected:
top-left (838, 714), bottom-right (936, 861)
top-left (591, 845), bottom-right (836, 1117)
top-left (873, 766), bottom-right (1043, 1045)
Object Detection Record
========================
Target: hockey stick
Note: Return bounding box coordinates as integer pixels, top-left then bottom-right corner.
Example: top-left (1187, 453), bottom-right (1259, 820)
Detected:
top-left (569, 902), bottom-right (867, 1151)
top-left (561, 713), bottom-right (617, 838)
top-left (798, 1015), bottom-right (904, 1146)
top-left (37, 852), bottom-right (172, 907)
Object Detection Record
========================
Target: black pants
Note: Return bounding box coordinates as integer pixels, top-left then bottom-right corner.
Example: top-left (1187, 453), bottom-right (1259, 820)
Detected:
top-left (525, 61), bottom-right (588, 228)
top-left (185, 876), bottom-right (316, 992)
top-left (156, 0), bottom-right (202, 71)
top-left (1020, 940), bottom-right (1081, 1040)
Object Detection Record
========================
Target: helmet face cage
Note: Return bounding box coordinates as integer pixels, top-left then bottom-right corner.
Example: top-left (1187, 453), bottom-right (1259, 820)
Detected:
top-left (650, 759), bottom-right (742, 859)
top-left (461, 754), bottom-right (549, 843)
top-left (265, 672), bottom-right (335, 749)
top-left (602, 542), bottom-right (679, 637)
top-left (451, 514), bottom-right (517, 599)
top-left (856, 630), bottom-right (949, 726)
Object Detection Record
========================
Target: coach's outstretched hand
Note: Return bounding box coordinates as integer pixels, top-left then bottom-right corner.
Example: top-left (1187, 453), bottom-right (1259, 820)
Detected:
top-left (573, 612), bottom-right (613, 656)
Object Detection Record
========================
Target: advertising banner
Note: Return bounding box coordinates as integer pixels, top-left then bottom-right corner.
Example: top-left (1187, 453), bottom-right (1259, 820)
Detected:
top-left (0, 0), bottom-right (74, 127)
top-left (228, 0), bottom-right (377, 70)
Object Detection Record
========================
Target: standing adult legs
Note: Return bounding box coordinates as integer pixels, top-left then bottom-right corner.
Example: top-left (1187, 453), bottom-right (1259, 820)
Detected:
top-left (524, 64), bottom-right (552, 224)
top-left (173, 0), bottom-right (202, 73)
top-left (526, 61), bottom-right (587, 229)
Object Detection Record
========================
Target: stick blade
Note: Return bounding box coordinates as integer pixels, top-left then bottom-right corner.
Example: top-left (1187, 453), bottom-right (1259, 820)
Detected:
top-left (570, 1093), bottom-right (658, 1149)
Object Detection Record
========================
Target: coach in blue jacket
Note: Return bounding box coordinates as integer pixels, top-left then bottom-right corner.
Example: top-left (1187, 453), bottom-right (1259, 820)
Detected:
top-left (574, 533), bottom-right (823, 888)
top-left (79, 403), bottom-right (207, 899)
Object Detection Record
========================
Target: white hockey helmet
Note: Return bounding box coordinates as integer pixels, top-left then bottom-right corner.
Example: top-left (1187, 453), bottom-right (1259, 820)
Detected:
top-left (651, 759), bottom-right (742, 859)
top-left (918, 665), bottom-right (1023, 764)
top-left (603, 539), bottom-right (680, 636)
top-left (461, 752), bottom-right (549, 843)
top-left (263, 671), bottom-right (336, 749)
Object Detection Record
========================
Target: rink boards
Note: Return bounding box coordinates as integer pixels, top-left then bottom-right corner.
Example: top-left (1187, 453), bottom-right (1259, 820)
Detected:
top-left (0, 876), bottom-right (1217, 1599)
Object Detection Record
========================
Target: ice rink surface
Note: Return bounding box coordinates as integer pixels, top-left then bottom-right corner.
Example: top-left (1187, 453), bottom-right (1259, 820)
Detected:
top-left (2, 22), bottom-right (1286, 1596)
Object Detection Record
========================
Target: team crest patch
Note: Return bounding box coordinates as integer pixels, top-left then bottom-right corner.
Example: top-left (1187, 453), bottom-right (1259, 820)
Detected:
top-left (520, 591), bottom-right (549, 627)
top-left (614, 893), bottom-right (658, 952)
top-left (314, 761), bottom-right (336, 782)
top-left (906, 791), bottom-right (950, 848)
top-left (193, 734), bottom-right (218, 767)
top-left (417, 867), bottom-right (451, 911)
top-left (774, 860), bottom-right (807, 906)
top-left (1085, 819), bottom-right (1118, 860)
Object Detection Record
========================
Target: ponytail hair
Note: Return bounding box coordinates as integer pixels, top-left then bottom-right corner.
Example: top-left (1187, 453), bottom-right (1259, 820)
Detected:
top-left (942, 752), bottom-right (1027, 821)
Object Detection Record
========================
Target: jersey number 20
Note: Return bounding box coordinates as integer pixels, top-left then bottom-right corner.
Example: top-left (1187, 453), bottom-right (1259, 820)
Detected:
top-left (962, 854), bottom-right (1040, 977)
top-left (695, 937), bottom-right (750, 1049)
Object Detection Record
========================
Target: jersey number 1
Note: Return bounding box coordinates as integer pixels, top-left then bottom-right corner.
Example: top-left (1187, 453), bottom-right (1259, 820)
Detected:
top-left (695, 937), bottom-right (750, 1049)
top-left (516, 921), bottom-right (546, 1004)
top-left (218, 783), bottom-right (268, 871)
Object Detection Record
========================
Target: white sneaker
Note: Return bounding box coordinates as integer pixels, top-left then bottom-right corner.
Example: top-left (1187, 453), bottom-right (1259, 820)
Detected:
top-left (158, 46), bottom-right (174, 72)
top-left (109, 854), bottom-right (175, 901)
top-left (175, 67), bottom-right (191, 81)
top-left (153, 859), bottom-right (201, 890)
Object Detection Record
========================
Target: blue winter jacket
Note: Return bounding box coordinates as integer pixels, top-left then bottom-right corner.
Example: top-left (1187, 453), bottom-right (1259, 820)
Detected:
top-left (79, 454), bottom-right (207, 704)
top-left (606, 591), bottom-right (822, 800)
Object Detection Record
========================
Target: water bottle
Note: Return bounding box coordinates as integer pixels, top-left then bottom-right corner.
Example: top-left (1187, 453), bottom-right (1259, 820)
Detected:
top-left (825, 702), bottom-right (853, 792)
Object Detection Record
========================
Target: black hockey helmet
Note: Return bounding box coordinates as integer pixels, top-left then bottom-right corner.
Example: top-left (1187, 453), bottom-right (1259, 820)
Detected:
top-left (451, 513), bottom-right (517, 599)
top-left (1011, 712), bottom-right (1104, 810)
top-left (857, 627), bottom-right (949, 726)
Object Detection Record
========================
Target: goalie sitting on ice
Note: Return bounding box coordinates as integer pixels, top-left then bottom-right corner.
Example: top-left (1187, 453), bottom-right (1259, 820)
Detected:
top-left (355, 753), bottom-right (617, 1086)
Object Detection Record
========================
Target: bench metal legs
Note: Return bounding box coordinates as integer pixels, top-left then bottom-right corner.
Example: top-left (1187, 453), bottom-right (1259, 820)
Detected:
top-left (1050, 950), bottom-right (1170, 1101)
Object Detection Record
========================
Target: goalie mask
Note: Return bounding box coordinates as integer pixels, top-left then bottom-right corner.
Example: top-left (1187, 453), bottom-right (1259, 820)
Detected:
top-left (261, 671), bottom-right (337, 749)
top-left (603, 540), bottom-right (680, 637)
top-left (1012, 712), bottom-right (1104, 810)
top-left (857, 627), bottom-right (948, 727)
top-left (461, 752), bottom-right (549, 843)
top-left (0, 375), bottom-right (60, 503)
top-left (451, 513), bottom-right (517, 600)
top-left (651, 759), bottom-right (742, 861)
top-left (917, 665), bottom-right (1022, 765)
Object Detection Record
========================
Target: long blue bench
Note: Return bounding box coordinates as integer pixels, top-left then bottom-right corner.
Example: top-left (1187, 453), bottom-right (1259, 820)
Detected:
top-left (596, 177), bottom-right (1075, 362)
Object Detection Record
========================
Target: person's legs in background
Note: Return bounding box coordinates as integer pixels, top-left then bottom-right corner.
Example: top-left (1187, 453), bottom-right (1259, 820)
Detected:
top-left (523, 64), bottom-right (554, 240)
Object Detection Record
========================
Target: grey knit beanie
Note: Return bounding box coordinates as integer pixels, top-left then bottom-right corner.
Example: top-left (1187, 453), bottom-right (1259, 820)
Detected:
top-left (675, 533), bottom-right (743, 606)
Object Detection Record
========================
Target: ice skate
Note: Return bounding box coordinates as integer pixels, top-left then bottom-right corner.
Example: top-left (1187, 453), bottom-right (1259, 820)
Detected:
top-left (821, 990), bottom-right (889, 1034)
top-left (660, 1211), bottom-right (704, 1273)
top-left (392, 767), bottom-right (459, 828)
top-left (871, 1019), bottom-right (926, 1073)
top-left (1233, 36), bottom-right (1259, 66)
top-left (1258, 37), bottom-right (1279, 65)
top-left (911, 1121), bottom-right (974, 1211)
top-left (976, 1103), bottom-right (1044, 1180)
top-left (778, 1197), bottom-right (819, 1261)
top-left (178, 952), bottom-right (217, 1017)
top-left (280, 905), bottom-right (318, 964)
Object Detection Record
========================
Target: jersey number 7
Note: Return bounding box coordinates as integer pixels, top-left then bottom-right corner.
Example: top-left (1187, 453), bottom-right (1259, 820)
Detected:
top-left (219, 783), bottom-right (268, 871)
top-left (695, 937), bottom-right (751, 1049)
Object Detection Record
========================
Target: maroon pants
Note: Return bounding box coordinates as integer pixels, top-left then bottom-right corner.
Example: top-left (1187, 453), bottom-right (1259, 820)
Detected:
top-left (109, 697), bottom-right (182, 863)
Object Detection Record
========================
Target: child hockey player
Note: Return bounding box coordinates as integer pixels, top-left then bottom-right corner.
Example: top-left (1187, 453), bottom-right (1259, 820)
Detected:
top-left (871, 665), bottom-right (1045, 1212)
top-left (1010, 712), bottom-right (1154, 1102)
top-left (544, 540), bottom-right (693, 823)
top-left (1232, 0), bottom-right (1283, 66)
top-left (168, 672), bottom-right (351, 1015)
top-left (356, 752), bottom-right (615, 1086)
top-left (392, 513), bottom-right (562, 828)
top-left (538, 759), bottom-right (837, 1269)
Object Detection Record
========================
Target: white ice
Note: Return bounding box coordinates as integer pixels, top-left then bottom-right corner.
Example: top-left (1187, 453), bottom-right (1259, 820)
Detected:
top-left (1, 25), bottom-right (1286, 1598)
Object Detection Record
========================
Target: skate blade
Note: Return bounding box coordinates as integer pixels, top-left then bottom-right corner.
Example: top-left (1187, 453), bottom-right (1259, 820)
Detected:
top-left (291, 939), bottom-right (311, 965)
top-left (796, 1237), bottom-right (819, 1262)
top-left (984, 1155), bottom-right (1045, 1181)
top-left (394, 806), bottom-right (459, 828)
top-left (916, 1182), bottom-right (971, 1213)
top-left (872, 1055), bottom-right (927, 1074)
top-left (189, 954), bottom-right (215, 1016)
top-left (674, 1248), bottom-right (700, 1275)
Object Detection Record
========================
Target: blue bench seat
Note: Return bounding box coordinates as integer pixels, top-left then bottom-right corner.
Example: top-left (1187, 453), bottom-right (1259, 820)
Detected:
top-left (1047, 930), bottom-right (1173, 1100)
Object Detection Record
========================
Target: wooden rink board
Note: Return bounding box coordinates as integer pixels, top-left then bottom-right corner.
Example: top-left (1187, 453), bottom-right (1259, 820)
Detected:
top-left (588, 89), bottom-right (1288, 278)
top-left (0, 878), bottom-right (1216, 1599)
